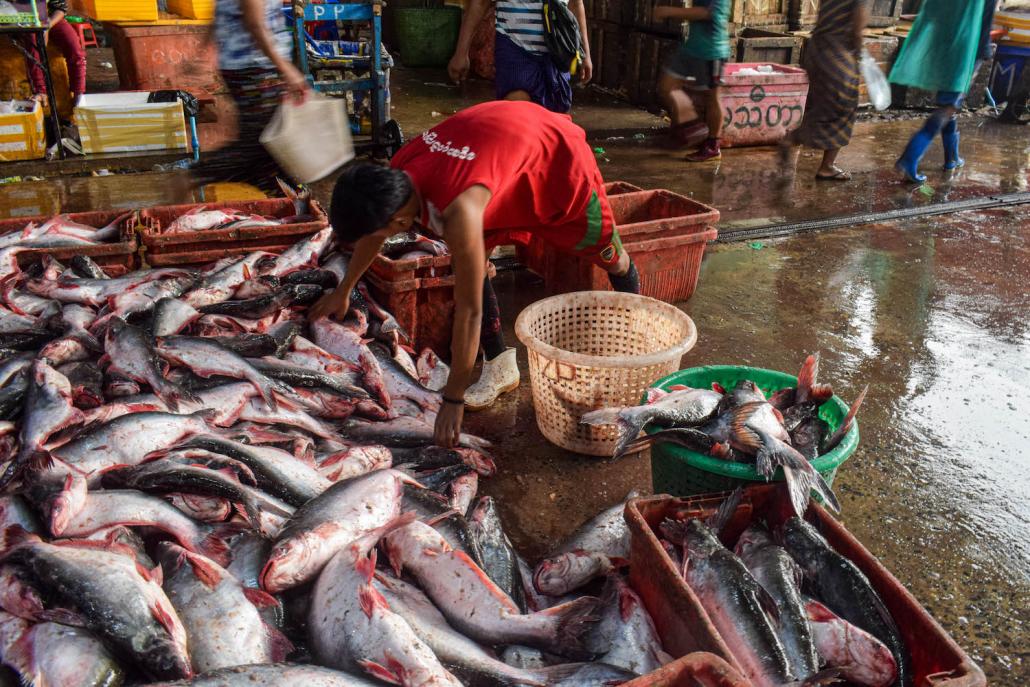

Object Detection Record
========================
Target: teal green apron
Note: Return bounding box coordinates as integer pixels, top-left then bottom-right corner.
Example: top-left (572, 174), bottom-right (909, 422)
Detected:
top-left (889, 0), bottom-right (986, 94)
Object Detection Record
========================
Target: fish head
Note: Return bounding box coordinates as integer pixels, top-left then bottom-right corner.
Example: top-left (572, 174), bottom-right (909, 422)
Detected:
top-left (140, 631), bottom-right (194, 681)
top-left (730, 380), bottom-right (766, 405)
top-left (776, 516), bottom-right (829, 569)
top-left (260, 532), bottom-right (323, 593)
top-left (533, 550), bottom-right (611, 597)
top-left (733, 523), bottom-right (775, 560)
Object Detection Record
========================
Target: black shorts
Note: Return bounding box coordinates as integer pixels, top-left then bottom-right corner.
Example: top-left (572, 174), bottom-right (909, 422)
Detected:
top-left (663, 48), bottom-right (725, 90)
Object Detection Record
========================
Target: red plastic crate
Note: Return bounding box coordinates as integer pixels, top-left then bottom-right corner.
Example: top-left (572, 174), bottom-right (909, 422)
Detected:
top-left (622, 652), bottom-right (749, 687)
top-left (364, 263), bottom-right (497, 357)
top-left (137, 198), bottom-right (328, 266)
top-left (626, 488), bottom-right (987, 687)
top-left (368, 252), bottom-right (452, 282)
top-left (608, 190), bottom-right (721, 241)
top-left (605, 180), bottom-right (644, 196)
top-left (0, 210), bottom-right (139, 274)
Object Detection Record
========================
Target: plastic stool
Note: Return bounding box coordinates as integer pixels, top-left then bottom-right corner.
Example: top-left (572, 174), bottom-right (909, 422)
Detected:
top-left (71, 21), bottom-right (99, 50)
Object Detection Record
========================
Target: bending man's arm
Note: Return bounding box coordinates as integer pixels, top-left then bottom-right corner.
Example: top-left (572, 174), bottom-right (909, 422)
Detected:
top-left (307, 234), bottom-right (385, 320)
top-left (434, 185), bottom-right (491, 447)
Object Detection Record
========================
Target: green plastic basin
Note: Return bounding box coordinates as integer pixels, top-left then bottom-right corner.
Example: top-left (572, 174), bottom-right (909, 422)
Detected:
top-left (648, 365), bottom-right (860, 497)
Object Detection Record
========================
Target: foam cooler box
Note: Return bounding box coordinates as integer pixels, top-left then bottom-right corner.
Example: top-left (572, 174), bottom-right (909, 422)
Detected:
top-left (718, 63), bottom-right (809, 148)
top-left (74, 92), bottom-right (188, 155)
top-left (626, 488), bottom-right (987, 687)
top-left (518, 188), bottom-right (720, 303)
top-left (0, 210), bottom-right (139, 275)
top-left (0, 101), bottom-right (45, 162)
top-left (137, 198), bottom-right (328, 267)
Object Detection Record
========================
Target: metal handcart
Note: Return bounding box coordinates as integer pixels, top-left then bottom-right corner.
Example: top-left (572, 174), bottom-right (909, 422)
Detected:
top-left (291, 0), bottom-right (403, 157)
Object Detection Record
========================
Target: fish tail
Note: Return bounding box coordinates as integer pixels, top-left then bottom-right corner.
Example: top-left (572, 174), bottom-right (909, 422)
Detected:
top-left (823, 384), bottom-right (868, 452)
top-left (152, 378), bottom-right (201, 413)
top-left (196, 523), bottom-right (239, 567)
top-left (74, 329), bottom-right (102, 352)
top-left (580, 408), bottom-right (649, 459)
top-left (521, 663), bottom-right (588, 686)
top-left (705, 486), bottom-right (744, 535)
top-left (539, 595), bottom-right (602, 660)
top-left (659, 517), bottom-right (690, 545)
top-left (796, 352), bottom-right (820, 403)
top-left (799, 668), bottom-right (842, 686)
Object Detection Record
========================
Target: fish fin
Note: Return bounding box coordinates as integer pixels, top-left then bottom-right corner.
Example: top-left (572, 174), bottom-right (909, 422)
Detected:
top-left (705, 487), bottom-right (743, 536)
top-left (644, 388), bottom-right (668, 403)
top-left (264, 620), bottom-right (294, 662)
top-left (522, 663), bottom-right (588, 686)
top-left (804, 598), bottom-right (838, 622)
top-left (355, 548), bottom-right (377, 582)
top-left (796, 352), bottom-right (819, 403)
top-left (244, 587), bottom-right (281, 609)
top-left (150, 600), bottom-right (182, 639)
top-left (149, 564), bottom-right (164, 587)
top-left (579, 408), bottom-right (622, 426)
top-left (754, 581), bottom-right (780, 622)
top-left (822, 385), bottom-right (868, 452)
top-left (781, 464), bottom-right (814, 519)
top-left (47, 472), bottom-right (87, 536)
top-left (811, 470), bottom-right (841, 514)
top-left (181, 549), bottom-right (224, 588)
top-left (196, 525), bottom-right (235, 567)
top-left (800, 668), bottom-right (842, 686)
top-left (358, 583), bottom-right (390, 619)
top-left (37, 607), bottom-right (89, 627)
top-left (74, 329), bottom-right (102, 352)
top-left (810, 383), bottom-right (834, 402)
top-left (543, 595), bottom-right (602, 660)
top-left (711, 381), bottom-right (727, 394)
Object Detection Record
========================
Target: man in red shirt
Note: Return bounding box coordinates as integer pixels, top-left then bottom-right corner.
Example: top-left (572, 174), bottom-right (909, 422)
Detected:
top-left (310, 101), bottom-right (640, 447)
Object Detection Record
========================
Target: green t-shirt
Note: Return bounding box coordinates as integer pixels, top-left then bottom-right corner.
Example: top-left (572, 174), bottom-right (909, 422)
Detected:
top-left (682, 0), bottom-right (731, 61)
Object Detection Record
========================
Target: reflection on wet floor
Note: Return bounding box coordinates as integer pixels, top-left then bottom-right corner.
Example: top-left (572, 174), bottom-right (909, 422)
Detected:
top-left (469, 202), bottom-right (1029, 685)
top-left (597, 118), bottom-right (1030, 230)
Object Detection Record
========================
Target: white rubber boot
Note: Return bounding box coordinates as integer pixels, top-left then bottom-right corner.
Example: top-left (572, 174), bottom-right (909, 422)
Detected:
top-left (464, 348), bottom-right (520, 411)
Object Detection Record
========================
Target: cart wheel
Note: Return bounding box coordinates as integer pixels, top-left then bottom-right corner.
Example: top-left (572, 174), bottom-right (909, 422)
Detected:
top-left (384, 119), bottom-right (404, 158)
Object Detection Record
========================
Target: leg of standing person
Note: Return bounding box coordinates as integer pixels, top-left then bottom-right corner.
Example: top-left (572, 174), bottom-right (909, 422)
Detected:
top-left (466, 275), bottom-right (519, 410)
top-left (47, 20), bottom-right (86, 105)
top-left (687, 61), bottom-right (724, 162)
top-left (659, 52), bottom-right (707, 148)
top-left (896, 91), bottom-right (960, 183)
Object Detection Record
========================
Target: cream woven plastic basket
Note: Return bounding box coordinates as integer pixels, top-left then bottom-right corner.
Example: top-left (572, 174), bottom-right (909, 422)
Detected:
top-left (514, 291), bottom-right (697, 456)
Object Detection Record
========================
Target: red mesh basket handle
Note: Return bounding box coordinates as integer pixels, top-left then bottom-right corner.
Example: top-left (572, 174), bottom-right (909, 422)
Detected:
top-left (541, 358), bottom-right (577, 382)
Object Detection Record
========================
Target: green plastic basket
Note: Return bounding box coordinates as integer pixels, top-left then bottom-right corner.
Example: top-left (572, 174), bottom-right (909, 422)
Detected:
top-left (648, 365), bottom-right (860, 497)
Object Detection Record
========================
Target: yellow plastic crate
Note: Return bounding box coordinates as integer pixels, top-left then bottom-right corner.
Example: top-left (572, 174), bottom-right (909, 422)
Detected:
top-left (167, 0), bottom-right (213, 20)
top-left (72, 0), bottom-right (158, 22)
top-left (75, 92), bottom-right (187, 154)
top-left (0, 101), bottom-right (45, 162)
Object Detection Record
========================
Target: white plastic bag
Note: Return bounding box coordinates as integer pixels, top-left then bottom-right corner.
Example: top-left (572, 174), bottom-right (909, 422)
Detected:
top-left (260, 93), bottom-right (354, 183)
top-left (859, 50), bottom-right (891, 111)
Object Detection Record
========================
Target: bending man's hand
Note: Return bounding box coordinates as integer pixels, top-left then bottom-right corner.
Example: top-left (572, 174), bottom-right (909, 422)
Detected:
top-left (434, 401), bottom-right (464, 448)
top-left (308, 286), bottom-right (350, 321)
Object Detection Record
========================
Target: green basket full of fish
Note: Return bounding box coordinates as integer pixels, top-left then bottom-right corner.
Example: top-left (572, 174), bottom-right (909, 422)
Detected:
top-left (581, 354), bottom-right (865, 516)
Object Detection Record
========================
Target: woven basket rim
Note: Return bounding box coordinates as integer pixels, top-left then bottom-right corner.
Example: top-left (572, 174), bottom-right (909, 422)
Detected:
top-left (513, 291), bottom-right (697, 370)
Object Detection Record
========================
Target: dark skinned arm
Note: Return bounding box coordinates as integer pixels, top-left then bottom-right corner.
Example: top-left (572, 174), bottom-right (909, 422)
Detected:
top-left (307, 234), bottom-right (385, 320)
top-left (239, 0), bottom-right (309, 101)
top-left (448, 0), bottom-right (492, 83)
top-left (653, 5), bottom-right (712, 22)
top-left (853, 0), bottom-right (871, 53)
top-left (434, 185), bottom-right (491, 447)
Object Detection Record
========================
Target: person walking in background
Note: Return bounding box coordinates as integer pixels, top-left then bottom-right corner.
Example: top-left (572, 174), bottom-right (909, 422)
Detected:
top-left (778, 0), bottom-right (870, 181)
top-left (21, 0), bottom-right (87, 109)
top-left (190, 0), bottom-right (309, 192)
top-left (653, 0), bottom-right (731, 162)
top-left (447, 0), bottom-right (592, 113)
top-left (890, 0), bottom-right (996, 183)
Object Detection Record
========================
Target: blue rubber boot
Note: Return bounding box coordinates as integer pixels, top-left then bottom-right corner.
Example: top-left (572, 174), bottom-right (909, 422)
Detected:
top-left (941, 118), bottom-right (965, 170)
top-left (895, 115), bottom-right (944, 183)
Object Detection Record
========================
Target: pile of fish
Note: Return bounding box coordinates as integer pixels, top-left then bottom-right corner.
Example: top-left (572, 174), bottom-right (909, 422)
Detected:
top-left (582, 354), bottom-right (868, 517)
top-left (0, 212), bottom-right (131, 252)
top-left (159, 181), bottom-right (315, 235)
top-left (0, 228), bottom-right (673, 686)
top-left (657, 491), bottom-right (909, 687)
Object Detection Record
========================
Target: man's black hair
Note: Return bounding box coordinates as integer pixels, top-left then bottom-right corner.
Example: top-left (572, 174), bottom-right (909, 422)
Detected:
top-left (330, 162), bottom-right (414, 243)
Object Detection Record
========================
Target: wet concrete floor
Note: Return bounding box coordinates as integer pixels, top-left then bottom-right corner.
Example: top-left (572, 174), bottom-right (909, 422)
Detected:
top-left (466, 202), bottom-right (1030, 685)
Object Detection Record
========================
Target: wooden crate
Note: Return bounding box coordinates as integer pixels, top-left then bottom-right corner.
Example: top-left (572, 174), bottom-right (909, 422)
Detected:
top-left (600, 23), bottom-right (629, 91)
top-left (788, 0), bottom-right (818, 31)
top-left (588, 24), bottom-right (604, 82)
top-left (593, 0), bottom-right (633, 25)
top-left (735, 27), bottom-right (802, 64)
top-left (729, 0), bottom-right (789, 34)
top-left (868, 0), bottom-right (902, 28)
top-left (625, 30), bottom-right (679, 110)
top-left (634, 0), bottom-right (689, 37)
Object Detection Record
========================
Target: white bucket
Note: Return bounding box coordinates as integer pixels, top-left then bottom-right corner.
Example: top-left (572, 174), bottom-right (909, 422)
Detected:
top-left (260, 93), bottom-right (355, 183)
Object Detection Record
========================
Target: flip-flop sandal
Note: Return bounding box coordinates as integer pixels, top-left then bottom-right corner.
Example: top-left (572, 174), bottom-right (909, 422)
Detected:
top-left (815, 169), bottom-right (852, 181)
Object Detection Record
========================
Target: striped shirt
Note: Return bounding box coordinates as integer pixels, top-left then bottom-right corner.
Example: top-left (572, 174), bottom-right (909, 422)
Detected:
top-left (497, 0), bottom-right (566, 55)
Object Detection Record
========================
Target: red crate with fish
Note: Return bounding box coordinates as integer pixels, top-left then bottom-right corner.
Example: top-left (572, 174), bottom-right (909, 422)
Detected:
top-left (369, 230), bottom-right (452, 283)
top-left (136, 197), bottom-right (328, 267)
top-left (626, 487), bottom-right (986, 687)
top-left (0, 210), bottom-right (139, 275)
top-left (365, 263), bottom-right (497, 358)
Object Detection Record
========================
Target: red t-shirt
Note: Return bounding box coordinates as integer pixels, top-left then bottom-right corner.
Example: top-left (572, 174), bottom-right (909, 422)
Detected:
top-left (390, 101), bottom-right (603, 242)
